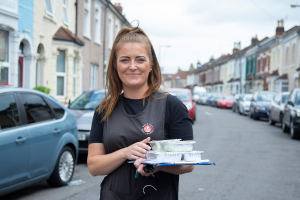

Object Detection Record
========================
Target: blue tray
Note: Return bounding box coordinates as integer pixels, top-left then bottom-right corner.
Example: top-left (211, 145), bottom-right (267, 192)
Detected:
top-left (127, 160), bottom-right (215, 166)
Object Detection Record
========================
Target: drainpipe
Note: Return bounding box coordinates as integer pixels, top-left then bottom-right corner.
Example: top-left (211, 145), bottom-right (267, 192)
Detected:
top-left (75, 0), bottom-right (78, 36)
top-left (103, 1), bottom-right (108, 88)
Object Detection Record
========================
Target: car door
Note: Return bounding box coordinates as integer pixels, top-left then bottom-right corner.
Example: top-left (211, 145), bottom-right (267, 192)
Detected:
top-left (284, 91), bottom-right (294, 125)
top-left (0, 93), bottom-right (30, 188)
top-left (18, 93), bottom-right (64, 179)
top-left (272, 95), bottom-right (279, 121)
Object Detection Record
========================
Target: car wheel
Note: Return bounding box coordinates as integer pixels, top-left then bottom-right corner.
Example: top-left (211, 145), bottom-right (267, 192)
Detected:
top-left (290, 121), bottom-right (299, 139)
top-left (282, 120), bottom-right (289, 133)
top-left (268, 115), bottom-right (275, 125)
top-left (47, 146), bottom-right (75, 187)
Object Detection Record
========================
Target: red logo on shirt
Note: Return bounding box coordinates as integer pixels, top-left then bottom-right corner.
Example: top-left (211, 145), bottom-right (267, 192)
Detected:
top-left (142, 124), bottom-right (154, 135)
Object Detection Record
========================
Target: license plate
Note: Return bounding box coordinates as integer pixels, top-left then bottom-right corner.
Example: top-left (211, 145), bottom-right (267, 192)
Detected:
top-left (227, 105), bottom-right (232, 107)
top-left (78, 133), bottom-right (86, 141)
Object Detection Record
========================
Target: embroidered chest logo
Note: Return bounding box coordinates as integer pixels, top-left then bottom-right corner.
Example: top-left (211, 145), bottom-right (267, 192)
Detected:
top-left (142, 124), bottom-right (154, 135)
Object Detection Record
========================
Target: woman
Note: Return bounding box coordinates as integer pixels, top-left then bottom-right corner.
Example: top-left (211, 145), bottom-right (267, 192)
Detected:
top-left (88, 26), bottom-right (194, 199)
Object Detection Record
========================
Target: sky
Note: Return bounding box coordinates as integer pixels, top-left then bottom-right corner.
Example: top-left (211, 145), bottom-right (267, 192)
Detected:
top-left (111, 0), bottom-right (300, 74)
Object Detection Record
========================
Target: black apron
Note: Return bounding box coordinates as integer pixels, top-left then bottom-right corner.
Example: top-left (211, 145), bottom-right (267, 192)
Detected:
top-left (101, 92), bottom-right (178, 200)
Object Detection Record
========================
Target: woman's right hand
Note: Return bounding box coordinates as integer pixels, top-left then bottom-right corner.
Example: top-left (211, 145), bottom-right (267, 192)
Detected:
top-left (123, 137), bottom-right (151, 160)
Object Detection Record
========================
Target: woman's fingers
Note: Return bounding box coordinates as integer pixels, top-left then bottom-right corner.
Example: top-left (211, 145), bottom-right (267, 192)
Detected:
top-left (137, 143), bottom-right (151, 150)
top-left (141, 137), bottom-right (151, 144)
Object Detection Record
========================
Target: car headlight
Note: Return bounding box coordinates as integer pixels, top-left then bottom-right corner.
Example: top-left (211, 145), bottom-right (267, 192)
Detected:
top-left (185, 103), bottom-right (193, 110)
top-left (296, 110), bottom-right (300, 117)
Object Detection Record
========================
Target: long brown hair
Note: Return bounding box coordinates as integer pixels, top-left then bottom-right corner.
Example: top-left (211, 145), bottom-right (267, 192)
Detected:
top-left (97, 26), bottom-right (164, 121)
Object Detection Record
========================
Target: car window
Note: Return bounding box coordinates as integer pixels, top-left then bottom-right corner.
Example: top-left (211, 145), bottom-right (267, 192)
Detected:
top-left (45, 98), bottom-right (65, 119)
top-left (223, 96), bottom-right (234, 100)
top-left (294, 92), bottom-right (300, 106)
top-left (0, 94), bottom-right (20, 130)
top-left (20, 93), bottom-right (52, 124)
top-left (281, 95), bottom-right (288, 104)
top-left (257, 93), bottom-right (275, 102)
top-left (70, 91), bottom-right (106, 110)
top-left (170, 92), bottom-right (190, 101)
top-left (244, 96), bottom-right (252, 101)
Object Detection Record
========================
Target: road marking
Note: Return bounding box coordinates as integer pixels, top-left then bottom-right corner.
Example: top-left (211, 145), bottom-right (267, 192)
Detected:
top-left (205, 112), bottom-right (214, 116)
top-left (198, 188), bottom-right (205, 191)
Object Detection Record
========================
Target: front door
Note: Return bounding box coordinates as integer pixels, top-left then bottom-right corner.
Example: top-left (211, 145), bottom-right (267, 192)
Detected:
top-left (18, 57), bottom-right (23, 87)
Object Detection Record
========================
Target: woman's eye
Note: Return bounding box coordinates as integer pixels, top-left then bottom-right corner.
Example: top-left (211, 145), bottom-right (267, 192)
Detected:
top-left (137, 59), bottom-right (145, 62)
top-left (120, 59), bottom-right (129, 62)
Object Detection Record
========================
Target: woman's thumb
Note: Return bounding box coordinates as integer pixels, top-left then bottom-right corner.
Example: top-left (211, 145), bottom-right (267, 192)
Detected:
top-left (141, 137), bottom-right (151, 143)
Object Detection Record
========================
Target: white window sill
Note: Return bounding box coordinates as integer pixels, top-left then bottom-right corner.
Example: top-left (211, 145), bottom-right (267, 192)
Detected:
top-left (63, 21), bottom-right (69, 27)
top-left (84, 34), bottom-right (91, 40)
top-left (290, 64), bottom-right (295, 68)
top-left (0, 62), bottom-right (10, 67)
top-left (94, 40), bottom-right (101, 46)
top-left (44, 14), bottom-right (56, 24)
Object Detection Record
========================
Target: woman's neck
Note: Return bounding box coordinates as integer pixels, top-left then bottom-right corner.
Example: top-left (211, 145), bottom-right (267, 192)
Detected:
top-left (123, 84), bottom-right (149, 99)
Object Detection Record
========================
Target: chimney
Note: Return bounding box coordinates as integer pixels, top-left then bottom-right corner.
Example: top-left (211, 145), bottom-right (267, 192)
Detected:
top-left (114, 3), bottom-right (123, 13)
top-left (209, 56), bottom-right (214, 62)
top-left (251, 35), bottom-right (259, 46)
top-left (221, 54), bottom-right (227, 58)
top-left (232, 42), bottom-right (239, 54)
top-left (275, 19), bottom-right (284, 38)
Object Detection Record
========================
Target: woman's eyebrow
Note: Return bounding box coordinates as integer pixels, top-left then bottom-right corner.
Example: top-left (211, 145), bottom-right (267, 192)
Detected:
top-left (119, 56), bottom-right (130, 59)
top-left (136, 56), bottom-right (146, 59)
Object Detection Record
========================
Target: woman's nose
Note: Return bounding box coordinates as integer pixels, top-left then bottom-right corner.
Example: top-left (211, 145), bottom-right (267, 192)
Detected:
top-left (129, 61), bottom-right (137, 70)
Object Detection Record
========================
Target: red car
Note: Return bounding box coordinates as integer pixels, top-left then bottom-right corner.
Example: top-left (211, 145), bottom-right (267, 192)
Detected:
top-left (167, 88), bottom-right (197, 124)
top-left (217, 94), bottom-right (234, 108)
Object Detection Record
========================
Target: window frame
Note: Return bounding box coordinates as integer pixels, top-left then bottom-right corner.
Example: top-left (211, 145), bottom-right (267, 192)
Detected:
top-left (83, 0), bottom-right (91, 39)
top-left (90, 64), bottom-right (98, 90)
top-left (56, 50), bottom-right (66, 98)
top-left (62, 0), bottom-right (69, 25)
top-left (44, 0), bottom-right (54, 17)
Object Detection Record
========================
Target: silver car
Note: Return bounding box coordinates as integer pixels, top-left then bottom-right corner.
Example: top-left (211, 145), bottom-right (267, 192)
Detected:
top-left (268, 92), bottom-right (289, 125)
top-left (239, 94), bottom-right (253, 115)
top-left (68, 89), bottom-right (106, 154)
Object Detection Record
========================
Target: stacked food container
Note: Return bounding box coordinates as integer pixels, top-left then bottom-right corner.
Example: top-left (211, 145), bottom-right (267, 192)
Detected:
top-left (146, 140), bottom-right (204, 163)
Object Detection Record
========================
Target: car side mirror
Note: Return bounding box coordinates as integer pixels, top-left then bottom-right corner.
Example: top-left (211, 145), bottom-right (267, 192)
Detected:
top-left (287, 100), bottom-right (294, 106)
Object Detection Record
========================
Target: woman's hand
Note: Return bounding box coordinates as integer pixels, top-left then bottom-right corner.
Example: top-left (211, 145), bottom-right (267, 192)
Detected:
top-left (134, 158), bottom-right (160, 177)
top-left (123, 137), bottom-right (151, 160)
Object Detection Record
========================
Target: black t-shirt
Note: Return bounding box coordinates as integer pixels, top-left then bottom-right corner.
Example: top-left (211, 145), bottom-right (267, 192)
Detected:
top-left (89, 94), bottom-right (193, 144)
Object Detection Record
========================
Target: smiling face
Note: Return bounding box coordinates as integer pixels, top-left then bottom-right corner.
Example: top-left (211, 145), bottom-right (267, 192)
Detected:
top-left (116, 43), bottom-right (152, 92)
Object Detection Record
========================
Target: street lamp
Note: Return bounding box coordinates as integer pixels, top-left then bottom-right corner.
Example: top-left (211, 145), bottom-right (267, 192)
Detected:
top-left (291, 4), bottom-right (300, 7)
top-left (158, 45), bottom-right (170, 72)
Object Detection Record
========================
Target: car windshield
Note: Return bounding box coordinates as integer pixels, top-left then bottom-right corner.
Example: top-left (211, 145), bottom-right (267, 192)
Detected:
top-left (223, 96), bottom-right (234, 100)
top-left (201, 93), bottom-right (208, 97)
top-left (69, 91), bottom-right (106, 110)
top-left (244, 96), bottom-right (252, 101)
top-left (170, 92), bottom-right (190, 101)
top-left (281, 94), bottom-right (288, 104)
top-left (257, 93), bottom-right (275, 102)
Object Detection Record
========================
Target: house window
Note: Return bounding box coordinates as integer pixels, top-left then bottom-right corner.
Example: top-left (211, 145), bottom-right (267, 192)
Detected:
top-left (108, 18), bottom-right (114, 48)
top-left (282, 82), bottom-right (289, 92)
top-left (90, 64), bottom-right (98, 89)
top-left (94, 2), bottom-right (101, 44)
top-left (292, 44), bottom-right (295, 65)
top-left (73, 57), bottom-right (77, 97)
top-left (84, 0), bottom-right (91, 38)
top-left (62, 0), bottom-right (69, 25)
top-left (286, 47), bottom-right (289, 67)
top-left (265, 56), bottom-right (268, 72)
top-left (0, 30), bottom-right (8, 62)
top-left (45, 0), bottom-right (53, 16)
top-left (260, 58), bottom-right (263, 73)
top-left (56, 50), bottom-right (66, 96)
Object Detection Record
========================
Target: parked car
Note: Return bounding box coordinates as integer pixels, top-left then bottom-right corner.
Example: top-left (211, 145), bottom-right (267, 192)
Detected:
top-left (198, 93), bottom-right (209, 105)
top-left (206, 93), bottom-right (217, 106)
top-left (212, 93), bottom-right (222, 107)
top-left (238, 94), bottom-right (253, 115)
top-left (249, 91), bottom-right (276, 120)
top-left (232, 94), bottom-right (244, 112)
top-left (68, 89), bottom-right (106, 154)
top-left (282, 89), bottom-right (300, 139)
top-left (217, 95), bottom-right (234, 108)
top-left (192, 93), bottom-right (201, 104)
top-left (268, 92), bottom-right (289, 125)
top-left (0, 87), bottom-right (78, 196)
top-left (168, 88), bottom-right (197, 124)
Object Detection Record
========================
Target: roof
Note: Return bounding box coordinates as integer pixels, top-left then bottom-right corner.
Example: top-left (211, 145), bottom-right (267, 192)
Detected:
top-left (53, 26), bottom-right (84, 46)
top-left (275, 73), bottom-right (288, 81)
top-left (162, 74), bottom-right (173, 80)
top-left (213, 80), bottom-right (223, 85)
top-left (172, 70), bottom-right (188, 80)
top-left (246, 74), bottom-right (254, 80)
top-left (269, 69), bottom-right (279, 76)
top-left (282, 26), bottom-right (300, 38)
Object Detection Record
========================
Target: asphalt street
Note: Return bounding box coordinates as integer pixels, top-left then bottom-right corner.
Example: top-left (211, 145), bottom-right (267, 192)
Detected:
top-left (2, 105), bottom-right (300, 200)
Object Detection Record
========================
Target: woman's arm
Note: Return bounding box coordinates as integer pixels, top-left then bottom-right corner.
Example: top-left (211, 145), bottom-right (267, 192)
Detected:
top-left (87, 137), bottom-right (151, 176)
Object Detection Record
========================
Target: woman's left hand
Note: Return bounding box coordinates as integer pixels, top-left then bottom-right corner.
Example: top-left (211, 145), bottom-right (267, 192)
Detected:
top-left (134, 158), bottom-right (160, 177)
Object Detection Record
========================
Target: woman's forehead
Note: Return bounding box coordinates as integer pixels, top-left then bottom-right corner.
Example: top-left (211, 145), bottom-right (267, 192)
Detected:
top-left (117, 43), bottom-right (148, 56)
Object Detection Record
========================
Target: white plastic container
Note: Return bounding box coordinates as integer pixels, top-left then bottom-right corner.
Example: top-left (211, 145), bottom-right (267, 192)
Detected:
top-left (183, 151), bottom-right (204, 161)
top-left (146, 151), bottom-right (183, 162)
top-left (148, 139), bottom-right (181, 152)
top-left (162, 141), bottom-right (196, 152)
